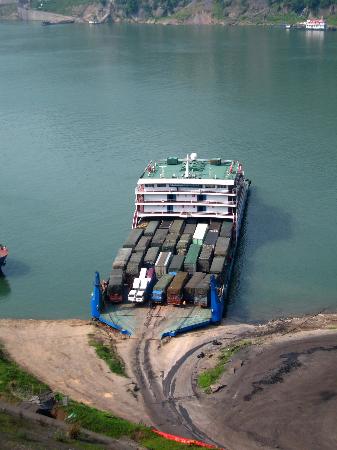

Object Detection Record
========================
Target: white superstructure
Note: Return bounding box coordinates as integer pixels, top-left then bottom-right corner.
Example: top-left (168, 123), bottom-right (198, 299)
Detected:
top-left (305, 19), bottom-right (326, 30)
top-left (133, 156), bottom-right (249, 229)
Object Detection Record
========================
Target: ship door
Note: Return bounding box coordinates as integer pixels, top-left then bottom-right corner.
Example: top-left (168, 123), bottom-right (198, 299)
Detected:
top-left (168, 194), bottom-right (176, 201)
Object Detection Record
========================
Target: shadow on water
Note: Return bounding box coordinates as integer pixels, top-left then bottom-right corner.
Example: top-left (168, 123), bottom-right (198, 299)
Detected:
top-left (3, 259), bottom-right (31, 278)
top-left (0, 271), bottom-right (11, 301)
top-left (224, 186), bottom-right (293, 323)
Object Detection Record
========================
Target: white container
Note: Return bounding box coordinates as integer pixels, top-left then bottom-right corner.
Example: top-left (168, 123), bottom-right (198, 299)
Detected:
top-left (193, 223), bottom-right (208, 245)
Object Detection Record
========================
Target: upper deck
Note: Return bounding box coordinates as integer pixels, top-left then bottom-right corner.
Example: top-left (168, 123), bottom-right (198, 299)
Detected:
top-left (138, 158), bottom-right (242, 185)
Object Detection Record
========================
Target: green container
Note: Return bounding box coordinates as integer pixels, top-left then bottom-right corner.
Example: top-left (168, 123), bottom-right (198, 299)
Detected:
top-left (184, 244), bottom-right (201, 265)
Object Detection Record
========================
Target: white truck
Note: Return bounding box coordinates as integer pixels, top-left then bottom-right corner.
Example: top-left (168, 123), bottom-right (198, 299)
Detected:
top-left (128, 268), bottom-right (156, 303)
top-left (128, 277), bottom-right (141, 302)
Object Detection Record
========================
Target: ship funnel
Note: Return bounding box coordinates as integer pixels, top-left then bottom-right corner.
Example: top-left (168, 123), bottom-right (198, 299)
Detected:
top-left (185, 153), bottom-right (189, 178)
top-left (190, 152), bottom-right (197, 161)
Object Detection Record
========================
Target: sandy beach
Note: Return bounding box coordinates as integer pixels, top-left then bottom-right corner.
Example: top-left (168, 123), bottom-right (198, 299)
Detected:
top-left (1, 313), bottom-right (337, 449)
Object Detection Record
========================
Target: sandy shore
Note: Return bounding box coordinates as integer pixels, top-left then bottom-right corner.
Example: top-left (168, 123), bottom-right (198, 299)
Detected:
top-left (1, 313), bottom-right (337, 449)
top-left (0, 319), bottom-right (148, 424)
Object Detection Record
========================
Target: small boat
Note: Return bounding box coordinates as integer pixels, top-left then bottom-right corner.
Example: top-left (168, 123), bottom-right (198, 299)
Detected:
top-left (0, 244), bottom-right (8, 269)
top-left (42, 19), bottom-right (74, 26)
top-left (89, 16), bottom-right (100, 24)
top-left (285, 24), bottom-right (291, 29)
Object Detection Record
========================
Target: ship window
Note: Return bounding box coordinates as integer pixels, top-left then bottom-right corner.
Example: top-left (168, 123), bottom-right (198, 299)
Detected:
top-left (157, 184), bottom-right (167, 187)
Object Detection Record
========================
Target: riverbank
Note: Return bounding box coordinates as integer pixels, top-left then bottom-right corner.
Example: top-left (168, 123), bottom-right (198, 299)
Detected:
top-left (1, 313), bottom-right (337, 448)
top-left (2, 1), bottom-right (337, 27)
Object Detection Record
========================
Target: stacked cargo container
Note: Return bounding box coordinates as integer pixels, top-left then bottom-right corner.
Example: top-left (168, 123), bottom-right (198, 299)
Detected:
top-left (184, 223), bottom-right (197, 235)
top-left (151, 228), bottom-right (168, 247)
top-left (144, 246), bottom-right (160, 268)
top-left (169, 219), bottom-right (185, 235)
top-left (184, 244), bottom-right (201, 273)
top-left (167, 272), bottom-right (189, 305)
top-left (123, 229), bottom-right (143, 248)
top-left (134, 236), bottom-right (152, 253)
top-left (192, 224), bottom-right (208, 245)
top-left (168, 255), bottom-right (185, 275)
top-left (194, 274), bottom-right (212, 307)
top-left (112, 247), bottom-right (132, 270)
top-left (219, 221), bottom-right (233, 238)
top-left (126, 252), bottom-right (145, 279)
top-left (214, 237), bottom-right (230, 257)
top-left (176, 234), bottom-right (192, 255)
top-left (155, 252), bottom-right (172, 277)
top-left (184, 272), bottom-right (206, 302)
top-left (109, 215), bottom-right (235, 309)
top-left (198, 246), bottom-right (214, 272)
top-left (162, 234), bottom-right (179, 252)
top-left (210, 256), bottom-right (225, 274)
top-left (107, 269), bottom-right (124, 303)
top-left (144, 220), bottom-right (160, 236)
top-left (152, 274), bottom-right (174, 303)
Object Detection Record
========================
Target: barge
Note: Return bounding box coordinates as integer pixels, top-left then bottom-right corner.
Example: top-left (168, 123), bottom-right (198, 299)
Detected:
top-left (91, 154), bottom-right (250, 337)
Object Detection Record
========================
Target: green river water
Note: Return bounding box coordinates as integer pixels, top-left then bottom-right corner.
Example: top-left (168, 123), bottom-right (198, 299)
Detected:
top-left (0, 22), bottom-right (336, 322)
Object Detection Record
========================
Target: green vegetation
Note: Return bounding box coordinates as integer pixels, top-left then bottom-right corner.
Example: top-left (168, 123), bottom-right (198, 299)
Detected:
top-left (269, 0), bottom-right (337, 14)
top-left (0, 342), bottom-right (204, 450)
top-left (0, 344), bottom-right (49, 402)
top-left (212, 0), bottom-right (225, 20)
top-left (88, 334), bottom-right (126, 377)
top-left (30, 0), bottom-right (98, 15)
top-left (263, 10), bottom-right (301, 24)
top-left (58, 399), bottom-right (205, 449)
top-left (198, 340), bottom-right (251, 393)
top-left (0, 4), bottom-right (17, 18)
top-left (0, 410), bottom-right (108, 449)
top-left (171, 8), bottom-right (192, 21)
top-left (327, 13), bottom-right (337, 24)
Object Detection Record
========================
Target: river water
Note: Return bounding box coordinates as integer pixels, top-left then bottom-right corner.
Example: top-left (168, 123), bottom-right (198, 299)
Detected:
top-left (0, 22), bottom-right (336, 322)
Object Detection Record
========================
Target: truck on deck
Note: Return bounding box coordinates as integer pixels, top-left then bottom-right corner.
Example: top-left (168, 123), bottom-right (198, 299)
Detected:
top-left (152, 274), bottom-right (174, 304)
top-left (167, 272), bottom-right (189, 305)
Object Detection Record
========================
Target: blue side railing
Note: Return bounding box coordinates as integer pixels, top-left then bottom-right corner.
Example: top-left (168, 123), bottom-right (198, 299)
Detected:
top-left (91, 272), bottom-right (224, 338)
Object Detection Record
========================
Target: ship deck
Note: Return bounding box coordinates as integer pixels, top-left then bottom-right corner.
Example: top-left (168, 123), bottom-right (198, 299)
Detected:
top-left (139, 158), bottom-right (240, 181)
top-left (100, 302), bottom-right (212, 338)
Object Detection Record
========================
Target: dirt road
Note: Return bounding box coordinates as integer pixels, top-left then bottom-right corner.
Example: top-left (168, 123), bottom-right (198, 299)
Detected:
top-left (1, 314), bottom-right (337, 449)
top-left (125, 313), bottom-right (337, 449)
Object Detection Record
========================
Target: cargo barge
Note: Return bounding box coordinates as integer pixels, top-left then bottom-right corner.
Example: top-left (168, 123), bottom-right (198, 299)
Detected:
top-left (91, 154), bottom-right (250, 338)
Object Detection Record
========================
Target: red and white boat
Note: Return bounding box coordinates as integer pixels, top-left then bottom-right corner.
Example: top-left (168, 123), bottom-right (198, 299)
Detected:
top-left (0, 244), bottom-right (8, 269)
top-left (305, 18), bottom-right (326, 30)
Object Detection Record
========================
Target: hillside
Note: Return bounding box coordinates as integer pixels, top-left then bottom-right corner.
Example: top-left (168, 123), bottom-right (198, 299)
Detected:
top-left (4, 0), bottom-right (337, 25)
top-left (1, 0), bottom-right (337, 24)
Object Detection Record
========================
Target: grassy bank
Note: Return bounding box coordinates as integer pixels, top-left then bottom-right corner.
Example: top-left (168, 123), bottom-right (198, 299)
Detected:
top-left (0, 343), bottom-right (204, 450)
top-left (0, 344), bottom-right (49, 402)
top-left (198, 340), bottom-right (251, 392)
top-left (0, 410), bottom-right (112, 450)
top-left (88, 334), bottom-right (126, 377)
top-left (30, 0), bottom-right (97, 15)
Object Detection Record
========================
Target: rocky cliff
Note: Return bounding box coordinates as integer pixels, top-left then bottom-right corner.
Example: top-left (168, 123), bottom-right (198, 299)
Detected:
top-left (1, 0), bottom-right (337, 25)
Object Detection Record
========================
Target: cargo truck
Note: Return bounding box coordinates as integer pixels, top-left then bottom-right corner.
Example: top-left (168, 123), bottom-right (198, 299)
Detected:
top-left (152, 274), bottom-right (174, 303)
top-left (167, 272), bottom-right (189, 305)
